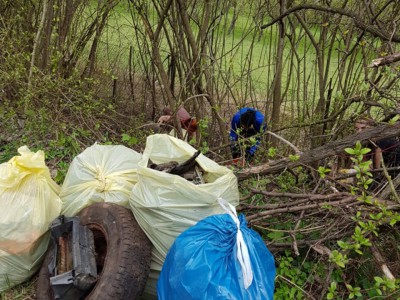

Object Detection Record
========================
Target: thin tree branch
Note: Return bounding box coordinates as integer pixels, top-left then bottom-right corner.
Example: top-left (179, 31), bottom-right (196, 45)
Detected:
top-left (260, 4), bottom-right (400, 42)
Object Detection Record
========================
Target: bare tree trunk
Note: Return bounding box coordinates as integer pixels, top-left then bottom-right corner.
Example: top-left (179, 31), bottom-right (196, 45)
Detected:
top-left (175, 0), bottom-right (229, 146)
top-left (23, 0), bottom-right (49, 126)
top-left (38, 0), bottom-right (54, 72)
top-left (129, 45), bottom-right (135, 106)
top-left (28, 0), bottom-right (48, 85)
top-left (82, 1), bottom-right (118, 79)
top-left (56, 0), bottom-right (83, 75)
top-left (270, 0), bottom-right (286, 137)
top-left (227, 0), bottom-right (238, 35)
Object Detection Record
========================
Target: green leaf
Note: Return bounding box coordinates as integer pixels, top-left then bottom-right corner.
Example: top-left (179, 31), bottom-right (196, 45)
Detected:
top-left (350, 157), bottom-right (358, 163)
top-left (337, 261), bottom-right (345, 268)
top-left (360, 148), bottom-right (371, 155)
top-left (337, 240), bottom-right (348, 249)
top-left (388, 114), bottom-right (400, 125)
top-left (122, 133), bottom-right (130, 141)
top-left (267, 231), bottom-right (284, 241)
top-left (129, 136), bottom-right (138, 145)
top-left (268, 147), bottom-right (277, 157)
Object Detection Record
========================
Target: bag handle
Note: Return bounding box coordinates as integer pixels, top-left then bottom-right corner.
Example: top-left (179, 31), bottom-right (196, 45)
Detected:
top-left (217, 197), bottom-right (253, 289)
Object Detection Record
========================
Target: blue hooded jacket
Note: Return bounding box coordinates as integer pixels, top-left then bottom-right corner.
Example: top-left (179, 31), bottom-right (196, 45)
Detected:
top-left (229, 107), bottom-right (266, 155)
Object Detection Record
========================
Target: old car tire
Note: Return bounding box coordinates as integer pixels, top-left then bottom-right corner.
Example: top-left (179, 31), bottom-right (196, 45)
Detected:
top-left (36, 202), bottom-right (152, 300)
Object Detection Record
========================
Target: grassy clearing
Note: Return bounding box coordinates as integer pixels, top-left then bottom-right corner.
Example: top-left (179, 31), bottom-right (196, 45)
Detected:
top-left (97, 2), bottom-right (365, 107)
top-left (95, 3), bottom-right (279, 93)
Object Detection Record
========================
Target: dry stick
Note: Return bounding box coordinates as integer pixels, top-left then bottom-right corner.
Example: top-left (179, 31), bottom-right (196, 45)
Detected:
top-left (320, 265), bottom-right (335, 299)
top-left (267, 227), bottom-right (354, 250)
top-left (266, 130), bottom-right (302, 154)
top-left (253, 224), bottom-right (327, 235)
top-left (379, 173), bottom-right (400, 200)
top-left (369, 52), bottom-right (400, 68)
top-left (239, 193), bottom-right (253, 203)
top-left (370, 238), bottom-right (396, 280)
top-left (265, 222), bottom-right (354, 250)
top-left (247, 196), bottom-right (356, 223)
top-left (318, 217), bottom-right (354, 242)
top-left (240, 190), bottom-right (356, 214)
top-left (239, 191), bottom-right (351, 212)
top-left (255, 189), bottom-right (351, 200)
top-left (377, 151), bottom-right (400, 202)
top-left (276, 275), bottom-right (317, 300)
top-left (240, 197), bottom-right (314, 210)
top-left (291, 210), bottom-right (305, 256)
top-left (311, 244), bottom-right (332, 256)
top-left (250, 189), bottom-right (352, 199)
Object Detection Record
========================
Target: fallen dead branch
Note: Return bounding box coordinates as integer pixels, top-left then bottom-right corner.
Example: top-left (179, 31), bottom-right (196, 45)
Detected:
top-left (236, 122), bottom-right (400, 180)
top-left (369, 52), bottom-right (400, 68)
top-left (237, 188), bottom-right (400, 254)
top-left (370, 238), bottom-right (396, 280)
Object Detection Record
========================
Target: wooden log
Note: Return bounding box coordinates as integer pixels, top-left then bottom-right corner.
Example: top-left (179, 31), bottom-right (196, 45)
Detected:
top-left (369, 52), bottom-right (400, 68)
top-left (237, 122), bottom-right (400, 180)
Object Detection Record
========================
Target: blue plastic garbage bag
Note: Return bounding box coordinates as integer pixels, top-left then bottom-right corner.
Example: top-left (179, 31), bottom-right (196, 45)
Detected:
top-left (157, 199), bottom-right (276, 300)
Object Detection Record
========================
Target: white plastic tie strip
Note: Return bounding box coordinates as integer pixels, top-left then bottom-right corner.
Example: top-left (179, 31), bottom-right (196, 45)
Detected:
top-left (217, 197), bottom-right (253, 289)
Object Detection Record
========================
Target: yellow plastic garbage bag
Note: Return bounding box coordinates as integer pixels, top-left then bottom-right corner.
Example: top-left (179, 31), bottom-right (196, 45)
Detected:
top-left (129, 134), bottom-right (239, 299)
top-left (0, 146), bottom-right (62, 292)
top-left (61, 144), bottom-right (142, 217)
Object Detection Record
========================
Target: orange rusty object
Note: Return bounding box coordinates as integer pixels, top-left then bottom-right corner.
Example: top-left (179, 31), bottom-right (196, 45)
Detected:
top-left (58, 234), bottom-right (73, 274)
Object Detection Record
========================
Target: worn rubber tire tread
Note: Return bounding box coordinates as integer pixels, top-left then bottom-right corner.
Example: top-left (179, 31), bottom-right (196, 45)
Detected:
top-left (36, 202), bottom-right (152, 300)
top-left (36, 242), bottom-right (56, 300)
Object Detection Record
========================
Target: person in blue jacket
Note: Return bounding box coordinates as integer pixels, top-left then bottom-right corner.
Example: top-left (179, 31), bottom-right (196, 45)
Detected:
top-left (230, 107), bottom-right (266, 162)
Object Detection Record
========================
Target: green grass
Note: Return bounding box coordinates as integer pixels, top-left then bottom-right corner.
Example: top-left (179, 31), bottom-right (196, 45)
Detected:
top-left (0, 276), bottom-right (37, 300)
top-left (94, 1), bottom-right (370, 109)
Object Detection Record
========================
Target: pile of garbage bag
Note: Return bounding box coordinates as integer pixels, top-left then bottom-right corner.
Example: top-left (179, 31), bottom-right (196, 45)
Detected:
top-left (158, 198), bottom-right (276, 300)
top-left (129, 134), bottom-right (240, 298)
top-left (0, 146), bottom-right (62, 291)
top-left (60, 143), bottom-right (142, 216)
top-left (0, 134), bottom-right (276, 299)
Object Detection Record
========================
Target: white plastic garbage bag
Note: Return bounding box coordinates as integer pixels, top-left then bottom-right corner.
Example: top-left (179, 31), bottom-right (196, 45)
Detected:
top-left (61, 143), bottom-right (142, 217)
top-left (0, 146), bottom-right (62, 292)
top-left (129, 134), bottom-right (239, 299)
